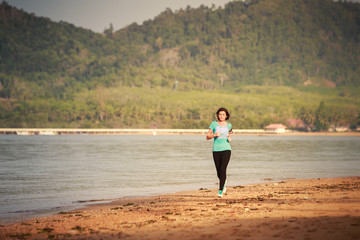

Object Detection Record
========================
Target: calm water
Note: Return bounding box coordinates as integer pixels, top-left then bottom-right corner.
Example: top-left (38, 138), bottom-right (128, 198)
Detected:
top-left (0, 134), bottom-right (359, 223)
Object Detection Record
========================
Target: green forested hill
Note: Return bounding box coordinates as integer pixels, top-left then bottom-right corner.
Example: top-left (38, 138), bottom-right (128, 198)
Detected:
top-left (114, 0), bottom-right (360, 88)
top-left (0, 0), bottom-right (359, 130)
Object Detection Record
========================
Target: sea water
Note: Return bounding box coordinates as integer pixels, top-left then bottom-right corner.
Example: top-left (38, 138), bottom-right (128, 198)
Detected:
top-left (0, 134), bottom-right (359, 223)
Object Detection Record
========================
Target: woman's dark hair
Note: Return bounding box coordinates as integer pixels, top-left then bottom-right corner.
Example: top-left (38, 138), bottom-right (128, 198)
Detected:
top-left (216, 107), bottom-right (230, 120)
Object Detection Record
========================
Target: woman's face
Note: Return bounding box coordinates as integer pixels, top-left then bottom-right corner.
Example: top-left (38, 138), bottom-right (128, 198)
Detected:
top-left (218, 111), bottom-right (227, 122)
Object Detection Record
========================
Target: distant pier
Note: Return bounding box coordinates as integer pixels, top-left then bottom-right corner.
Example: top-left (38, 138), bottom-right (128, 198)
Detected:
top-left (0, 128), bottom-right (267, 135)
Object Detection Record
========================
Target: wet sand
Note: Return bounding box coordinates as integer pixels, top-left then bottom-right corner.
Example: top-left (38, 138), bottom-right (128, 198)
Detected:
top-left (1, 177), bottom-right (359, 240)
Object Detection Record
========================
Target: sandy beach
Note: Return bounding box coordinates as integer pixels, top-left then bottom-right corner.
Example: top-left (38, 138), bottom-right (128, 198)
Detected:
top-left (1, 177), bottom-right (359, 240)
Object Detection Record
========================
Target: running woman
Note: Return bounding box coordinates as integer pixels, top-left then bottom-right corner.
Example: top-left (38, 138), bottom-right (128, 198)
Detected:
top-left (206, 107), bottom-right (232, 198)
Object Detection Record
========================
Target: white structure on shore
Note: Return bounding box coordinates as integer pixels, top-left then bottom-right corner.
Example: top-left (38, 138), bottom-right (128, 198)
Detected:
top-left (264, 124), bottom-right (287, 133)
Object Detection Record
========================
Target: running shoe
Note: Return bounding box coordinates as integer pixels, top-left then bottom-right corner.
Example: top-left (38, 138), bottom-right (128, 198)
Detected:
top-left (218, 190), bottom-right (223, 198)
top-left (223, 180), bottom-right (227, 194)
top-left (223, 186), bottom-right (227, 194)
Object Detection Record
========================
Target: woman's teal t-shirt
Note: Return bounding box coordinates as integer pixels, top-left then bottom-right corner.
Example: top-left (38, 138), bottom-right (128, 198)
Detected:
top-left (209, 121), bottom-right (232, 152)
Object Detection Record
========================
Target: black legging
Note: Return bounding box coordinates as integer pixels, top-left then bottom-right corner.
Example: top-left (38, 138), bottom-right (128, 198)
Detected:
top-left (213, 150), bottom-right (231, 191)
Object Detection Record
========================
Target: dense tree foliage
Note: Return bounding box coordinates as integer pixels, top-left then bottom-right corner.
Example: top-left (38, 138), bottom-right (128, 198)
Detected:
top-left (0, 0), bottom-right (359, 130)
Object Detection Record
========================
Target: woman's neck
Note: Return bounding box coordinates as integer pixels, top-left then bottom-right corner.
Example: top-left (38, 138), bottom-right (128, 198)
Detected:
top-left (217, 120), bottom-right (227, 126)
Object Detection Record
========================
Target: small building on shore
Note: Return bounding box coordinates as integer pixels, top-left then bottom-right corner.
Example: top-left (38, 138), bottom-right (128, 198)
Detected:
top-left (264, 123), bottom-right (287, 133)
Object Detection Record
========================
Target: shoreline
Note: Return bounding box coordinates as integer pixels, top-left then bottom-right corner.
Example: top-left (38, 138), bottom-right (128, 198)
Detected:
top-left (1, 176), bottom-right (359, 239)
top-left (1, 128), bottom-right (360, 136)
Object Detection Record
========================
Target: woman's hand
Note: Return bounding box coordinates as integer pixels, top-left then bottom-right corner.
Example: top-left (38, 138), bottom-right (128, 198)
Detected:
top-left (228, 136), bottom-right (232, 143)
top-left (206, 129), bottom-right (220, 140)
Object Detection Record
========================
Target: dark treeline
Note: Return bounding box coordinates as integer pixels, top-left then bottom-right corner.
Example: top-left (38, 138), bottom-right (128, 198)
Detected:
top-left (0, 0), bottom-right (359, 129)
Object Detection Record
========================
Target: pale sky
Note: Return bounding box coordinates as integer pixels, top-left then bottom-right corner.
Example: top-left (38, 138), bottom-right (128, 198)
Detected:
top-left (5, 0), bottom-right (234, 33)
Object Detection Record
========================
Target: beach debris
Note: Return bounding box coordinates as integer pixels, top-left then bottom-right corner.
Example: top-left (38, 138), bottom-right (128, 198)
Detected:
top-left (185, 208), bottom-right (197, 211)
top-left (58, 211), bottom-right (81, 215)
top-left (20, 222), bottom-right (31, 226)
top-left (123, 203), bottom-right (134, 207)
top-left (216, 204), bottom-right (228, 208)
top-left (145, 220), bottom-right (156, 224)
top-left (9, 233), bottom-right (32, 239)
top-left (111, 207), bottom-right (123, 210)
top-left (58, 211), bottom-right (71, 214)
top-left (72, 226), bottom-right (85, 232)
top-left (37, 227), bottom-right (54, 233)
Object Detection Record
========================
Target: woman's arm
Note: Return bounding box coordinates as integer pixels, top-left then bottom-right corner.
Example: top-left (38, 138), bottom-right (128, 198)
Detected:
top-left (206, 129), bottom-right (220, 140)
top-left (228, 128), bottom-right (232, 143)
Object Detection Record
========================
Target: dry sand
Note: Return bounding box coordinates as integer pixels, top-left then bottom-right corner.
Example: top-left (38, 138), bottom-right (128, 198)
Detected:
top-left (1, 177), bottom-right (359, 240)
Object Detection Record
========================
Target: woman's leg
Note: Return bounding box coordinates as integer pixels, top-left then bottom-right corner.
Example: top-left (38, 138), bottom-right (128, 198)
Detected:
top-left (219, 150), bottom-right (231, 191)
top-left (213, 150), bottom-right (231, 191)
top-left (213, 151), bottom-right (222, 181)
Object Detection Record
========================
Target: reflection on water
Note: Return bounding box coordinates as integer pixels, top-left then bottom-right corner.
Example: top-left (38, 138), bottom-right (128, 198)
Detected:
top-left (0, 134), bottom-right (359, 222)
